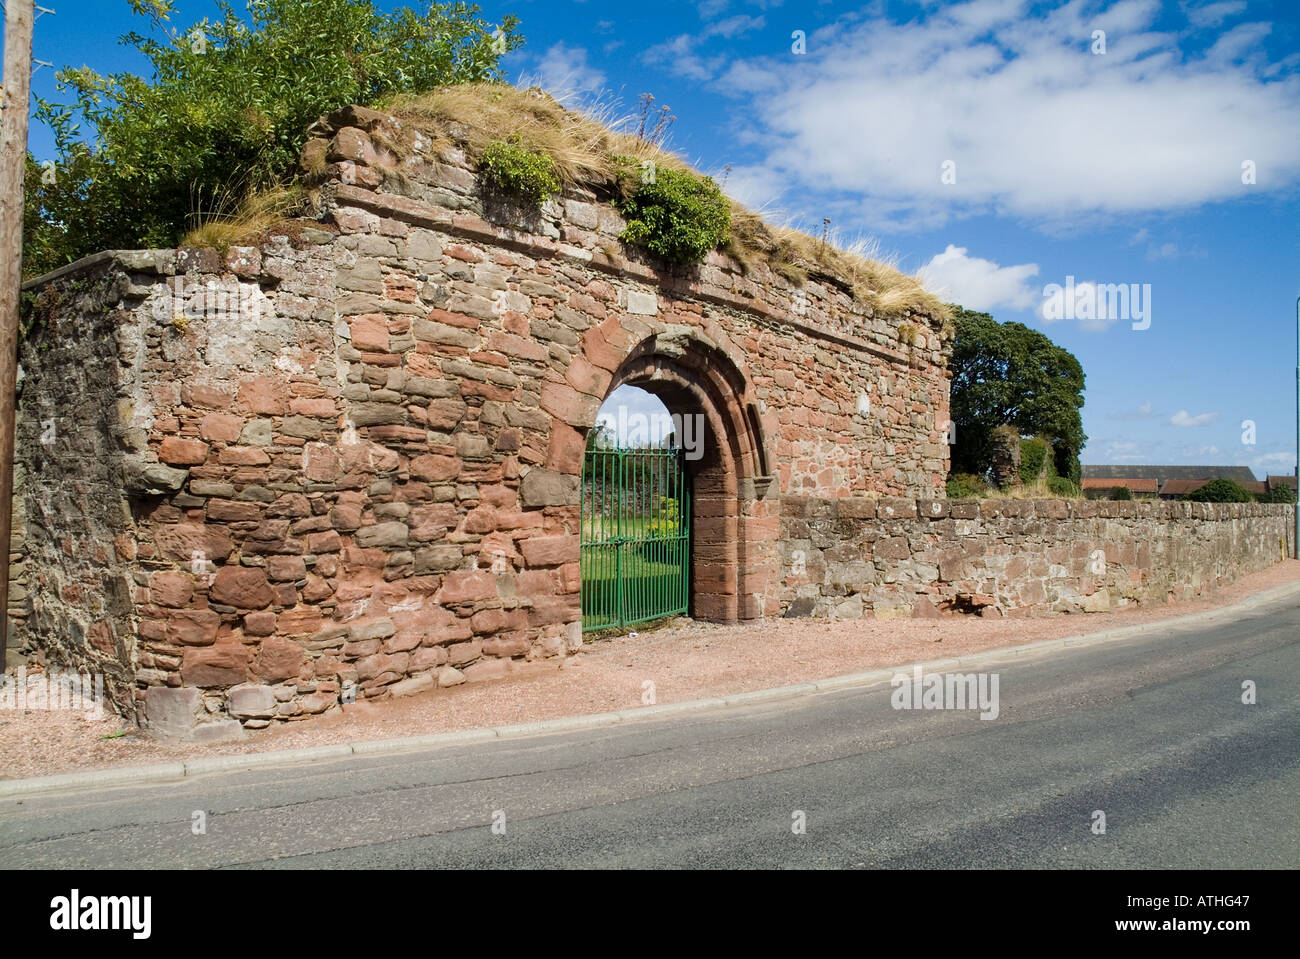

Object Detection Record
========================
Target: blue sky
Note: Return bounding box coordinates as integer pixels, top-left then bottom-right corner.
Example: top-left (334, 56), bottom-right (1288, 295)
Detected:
top-left (17, 0), bottom-right (1300, 477)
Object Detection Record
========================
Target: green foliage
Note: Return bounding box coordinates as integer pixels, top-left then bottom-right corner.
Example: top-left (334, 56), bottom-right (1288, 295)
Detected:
top-left (946, 473), bottom-right (991, 499)
top-left (1187, 479), bottom-right (1254, 503)
top-left (479, 138), bottom-right (560, 205)
top-left (949, 306), bottom-right (1086, 484)
top-left (585, 423), bottom-right (614, 451)
top-left (1110, 486), bottom-right (1133, 501)
top-left (1018, 436), bottom-right (1053, 486)
top-left (614, 160), bottom-right (730, 265)
top-left (645, 496), bottom-right (682, 538)
top-left (25, 0), bottom-right (522, 276)
top-left (1048, 476), bottom-right (1081, 497)
top-left (1268, 483), bottom-right (1297, 504)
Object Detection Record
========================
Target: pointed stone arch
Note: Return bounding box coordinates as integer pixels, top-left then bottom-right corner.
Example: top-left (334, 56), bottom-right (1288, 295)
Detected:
top-left (597, 326), bottom-right (777, 622)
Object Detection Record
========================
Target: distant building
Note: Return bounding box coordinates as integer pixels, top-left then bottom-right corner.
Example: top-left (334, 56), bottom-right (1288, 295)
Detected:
top-left (1267, 474), bottom-right (1297, 496)
top-left (1081, 465), bottom-right (1265, 500)
top-left (1080, 477), bottom-right (1158, 498)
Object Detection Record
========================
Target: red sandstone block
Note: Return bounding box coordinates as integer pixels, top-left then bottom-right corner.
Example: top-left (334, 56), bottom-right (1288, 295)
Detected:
top-left (519, 534), bottom-right (578, 567)
top-left (482, 635), bottom-right (530, 657)
top-left (290, 397), bottom-right (338, 418)
top-left (237, 376), bottom-right (289, 415)
top-left (267, 555), bottom-right (307, 581)
top-left (437, 569), bottom-right (498, 604)
top-left (199, 413), bottom-right (243, 443)
top-left (244, 610), bottom-right (277, 636)
top-left (219, 446), bottom-right (272, 466)
top-left (180, 642), bottom-right (251, 687)
top-left (410, 453), bottom-right (461, 482)
top-left (463, 506), bottom-right (497, 534)
top-left (182, 384), bottom-right (234, 409)
top-left (539, 381), bottom-right (600, 428)
top-left (526, 594), bottom-right (580, 626)
top-left (545, 421), bottom-right (586, 475)
top-left (155, 523), bottom-right (234, 563)
top-left (166, 608), bottom-right (220, 646)
top-left (564, 355), bottom-right (612, 399)
top-left (427, 307), bottom-right (479, 329)
top-left (350, 314), bottom-right (390, 353)
top-left (306, 530), bottom-right (343, 553)
top-left (207, 499), bottom-right (263, 523)
top-left (470, 608), bottom-right (509, 634)
top-left (210, 566), bottom-right (274, 610)
top-left (159, 437), bottom-right (210, 466)
top-left (488, 331), bottom-right (548, 361)
top-left (256, 636), bottom-right (307, 682)
top-left (447, 244), bottom-right (482, 263)
top-left (150, 570), bottom-right (194, 608)
top-left (516, 569), bottom-right (557, 597)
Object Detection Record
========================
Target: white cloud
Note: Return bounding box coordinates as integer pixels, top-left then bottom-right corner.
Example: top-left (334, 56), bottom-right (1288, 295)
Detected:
top-left (719, 163), bottom-right (788, 210)
top-left (643, 15), bottom-right (765, 82)
top-left (643, 35), bottom-right (721, 82)
top-left (1184, 0), bottom-right (1247, 29)
top-left (711, 0), bottom-right (1300, 227)
top-left (917, 244), bottom-right (1039, 311)
top-left (1103, 440), bottom-right (1148, 461)
top-left (1251, 451), bottom-right (1297, 472)
top-left (528, 43), bottom-right (606, 96)
top-left (1169, 409), bottom-right (1221, 427)
top-left (1109, 401), bottom-right (1157, 421)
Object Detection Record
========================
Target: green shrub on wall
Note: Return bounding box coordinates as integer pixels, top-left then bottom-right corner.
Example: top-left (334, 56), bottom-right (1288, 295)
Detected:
top-left (479, 138), bottom-right (561, 205)
top-left (946, 473), bottom-right (991, 499)
top-left (614, 160), bottom-right (730, 265)
top-left (1048, 476), bottom-right (1081, 497)
top-left (1110, 486), bottom-right (1133, 500)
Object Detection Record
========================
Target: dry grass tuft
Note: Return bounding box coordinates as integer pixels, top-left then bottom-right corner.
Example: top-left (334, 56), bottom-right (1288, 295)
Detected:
top-left (1001, 480), bottom-right (1086, 501)
top-left (183, 185), bottom-right (307, 251)
top-left (378, 83), bottom-right (948, 322)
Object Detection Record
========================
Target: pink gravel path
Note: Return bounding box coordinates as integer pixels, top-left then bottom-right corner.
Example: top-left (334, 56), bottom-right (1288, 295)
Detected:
top-left (3, 559), bottom-right (1297, 782)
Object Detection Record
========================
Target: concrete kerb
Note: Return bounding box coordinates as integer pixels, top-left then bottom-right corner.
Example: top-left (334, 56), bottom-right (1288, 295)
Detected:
top-left (3, 578), bottom-right (1298, 799)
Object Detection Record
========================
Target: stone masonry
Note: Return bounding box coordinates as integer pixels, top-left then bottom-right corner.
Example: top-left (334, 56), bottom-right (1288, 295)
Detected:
top-left (11, 102), bottom-right (1292, 736)
top-left (781, 496), bottom-right (1294, 619)
top-left (11, 103), bottom-right (952, 734)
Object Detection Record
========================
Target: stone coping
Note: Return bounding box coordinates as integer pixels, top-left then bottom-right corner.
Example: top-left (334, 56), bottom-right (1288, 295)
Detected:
top-left (779, 495), bottom-right (1295, 521)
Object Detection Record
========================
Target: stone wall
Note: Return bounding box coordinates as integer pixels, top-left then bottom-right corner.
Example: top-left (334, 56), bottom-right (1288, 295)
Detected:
top-left (780, 496), bottom-right (1295, 619)
top-left (12, 103), bottom-right (951, 733)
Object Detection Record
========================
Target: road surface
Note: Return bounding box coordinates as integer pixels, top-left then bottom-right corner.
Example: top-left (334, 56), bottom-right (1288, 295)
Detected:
top-left (3, 593), bottom-right (1298, 868)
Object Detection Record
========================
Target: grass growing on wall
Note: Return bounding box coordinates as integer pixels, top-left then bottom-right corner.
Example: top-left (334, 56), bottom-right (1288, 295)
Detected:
top-left (383, 84), bottom-right (948, 322)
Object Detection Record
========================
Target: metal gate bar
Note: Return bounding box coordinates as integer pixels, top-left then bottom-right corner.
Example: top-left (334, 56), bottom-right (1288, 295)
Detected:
top-left (580, 446), bottom-right (690, 632)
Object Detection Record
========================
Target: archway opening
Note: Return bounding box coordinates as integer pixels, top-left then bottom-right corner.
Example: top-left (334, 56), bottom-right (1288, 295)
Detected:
top-left (578, 329), bottom-right (775, 630)
top-left (580, 386), bottom-right (693, 632)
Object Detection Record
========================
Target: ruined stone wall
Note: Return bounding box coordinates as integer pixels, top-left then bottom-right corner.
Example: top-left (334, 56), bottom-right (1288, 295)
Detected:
top-left (780, 496), bottom-right (1295, 618)
top-left (12, 104), bottom-right (950, 734)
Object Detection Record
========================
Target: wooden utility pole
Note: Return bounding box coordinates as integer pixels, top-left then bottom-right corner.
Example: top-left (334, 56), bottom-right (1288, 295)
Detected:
top-left (0, 0), bottom-right (36, 659)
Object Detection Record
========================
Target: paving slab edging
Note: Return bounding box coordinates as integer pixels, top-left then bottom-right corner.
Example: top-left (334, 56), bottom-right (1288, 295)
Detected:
top-left (4, 578), bottom-right (1298, 800)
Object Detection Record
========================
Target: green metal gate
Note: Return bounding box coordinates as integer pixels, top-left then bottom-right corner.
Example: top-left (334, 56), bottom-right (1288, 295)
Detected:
top-left (580, 446), bottom-right (691, 632)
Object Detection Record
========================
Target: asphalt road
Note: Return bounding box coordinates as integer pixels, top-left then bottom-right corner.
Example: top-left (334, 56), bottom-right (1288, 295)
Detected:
top-left (3, 594), bottom-right (1299, 869)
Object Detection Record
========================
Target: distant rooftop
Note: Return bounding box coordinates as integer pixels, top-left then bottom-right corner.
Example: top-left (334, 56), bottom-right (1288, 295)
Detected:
top-left (1080, 478), bottom-right (1158, 492)
top-left (1082, 465), bottom-right (1257, 483)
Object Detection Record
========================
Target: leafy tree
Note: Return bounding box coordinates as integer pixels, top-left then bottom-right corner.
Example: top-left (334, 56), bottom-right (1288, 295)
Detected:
top-left (948, 306), bottom-right (1086, 483)
top-left (1268, 482), bottom-right (1297, 505)
top-left (1187, 479), bottom-right (1254, 503)
top-left (1110, 485), bottom-right (1133, 500)
top-left (26, 0), bottom-right (522, 276)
